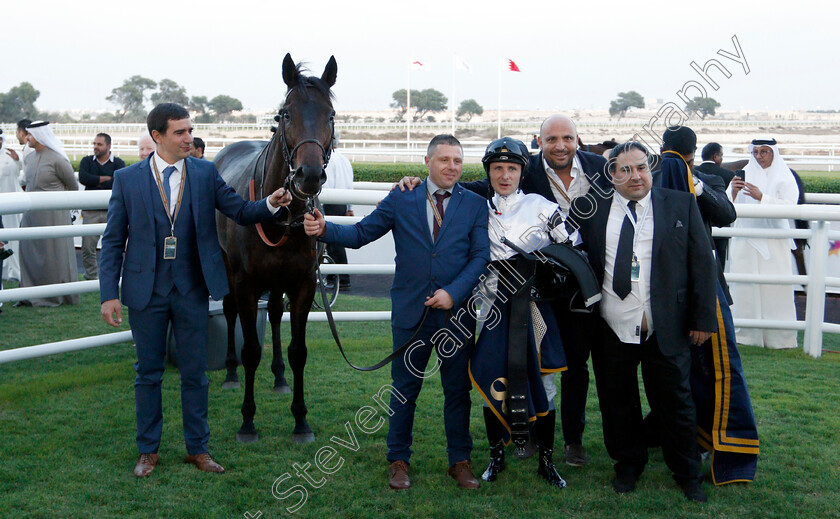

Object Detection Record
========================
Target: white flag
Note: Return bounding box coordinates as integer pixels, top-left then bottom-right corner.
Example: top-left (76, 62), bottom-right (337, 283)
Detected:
top-left (410, 59), bottom-right (430, 71)
top-left (455, 56), bottom-right (472, 73)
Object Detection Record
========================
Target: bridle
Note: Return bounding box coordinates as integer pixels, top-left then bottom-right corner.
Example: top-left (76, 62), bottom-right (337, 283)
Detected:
top-left (250, 101), bottom-right (335, 248)
top-left (276, 106), bottom-right (336, 201)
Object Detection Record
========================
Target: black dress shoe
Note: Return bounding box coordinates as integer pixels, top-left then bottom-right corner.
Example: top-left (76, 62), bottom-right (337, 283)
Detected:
top-left (681, 480), bottom-right (708, 502)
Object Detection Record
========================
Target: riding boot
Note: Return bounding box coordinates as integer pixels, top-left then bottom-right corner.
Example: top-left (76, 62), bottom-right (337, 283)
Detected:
top-left (535, 410), bottom-right (567, 488)
top-left (481, 407), bottom-right (506, 482)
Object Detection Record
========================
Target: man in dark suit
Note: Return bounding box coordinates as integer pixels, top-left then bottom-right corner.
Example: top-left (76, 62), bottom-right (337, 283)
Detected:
top-left (305, 135), bottom-right (490, 491)
top-left (688, 141), bottom-right (735, 270)
top-left (99, 103), bottom-right (292, 477)
top-left (568, 141), bottom-right (717, 502)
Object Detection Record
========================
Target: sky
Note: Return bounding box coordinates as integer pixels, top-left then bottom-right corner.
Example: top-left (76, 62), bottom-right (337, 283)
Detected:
top-left (4, 0), bottom-right (839, 114)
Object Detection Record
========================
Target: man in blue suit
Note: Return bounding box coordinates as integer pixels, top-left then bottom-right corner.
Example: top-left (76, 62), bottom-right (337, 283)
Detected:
top-left (304, 135), bottom-right (490, 490)
top-left (99, 103), bottom-right (292, 477)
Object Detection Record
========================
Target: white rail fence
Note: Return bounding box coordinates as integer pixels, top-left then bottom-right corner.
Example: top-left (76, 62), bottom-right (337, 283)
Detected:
top-left (1, 188), bottom-right (840, 364)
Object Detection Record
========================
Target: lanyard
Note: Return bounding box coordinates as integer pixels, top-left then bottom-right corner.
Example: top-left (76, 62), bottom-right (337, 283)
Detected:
top-left (151, 158), bottom-right (187, 236)
top-left (426, 188), bottom-right (445, 228)
top-left (546, 171), bottom-right (572, 204)
top-left (621, 197), bottom-right (651, 254)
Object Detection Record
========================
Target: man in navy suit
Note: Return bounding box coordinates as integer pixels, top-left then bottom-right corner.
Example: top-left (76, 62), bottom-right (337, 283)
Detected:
top-left (304, 135), bottom-right (490, 490)
top-left (568, 141), bottom-right (717, 501)
top-left (99, 103), bottom-right (292, 477)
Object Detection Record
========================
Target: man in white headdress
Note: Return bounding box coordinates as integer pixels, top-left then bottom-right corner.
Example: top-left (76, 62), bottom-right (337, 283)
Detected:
top-left (0, 131), bottom-right (23, 282)
top-left (729, 138), bottom-right (799, 349)
top-left (17, 120), bottom-right (80, 307)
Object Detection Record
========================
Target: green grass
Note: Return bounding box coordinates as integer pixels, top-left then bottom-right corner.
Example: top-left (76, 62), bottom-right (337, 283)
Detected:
top-left (1, 287), bottom-right (839, 518)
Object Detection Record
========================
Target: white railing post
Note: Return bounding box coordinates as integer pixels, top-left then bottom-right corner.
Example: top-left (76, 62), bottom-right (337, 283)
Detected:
top-left (804, 220), bottom-right (829, 358)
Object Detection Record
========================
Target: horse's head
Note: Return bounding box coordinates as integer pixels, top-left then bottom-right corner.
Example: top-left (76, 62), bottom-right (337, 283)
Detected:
top-left (273, 53), bottom-right (337, 200)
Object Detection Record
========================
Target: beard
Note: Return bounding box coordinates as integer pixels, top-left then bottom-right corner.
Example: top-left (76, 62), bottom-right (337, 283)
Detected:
top-left (545, 153), bottom-right (573, 171)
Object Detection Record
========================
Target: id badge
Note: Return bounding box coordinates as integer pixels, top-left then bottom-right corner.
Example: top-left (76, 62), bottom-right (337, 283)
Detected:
top-left (163, 236), bottom-right (177, 260)
top-left (630, 253), bottom-right (640, 281)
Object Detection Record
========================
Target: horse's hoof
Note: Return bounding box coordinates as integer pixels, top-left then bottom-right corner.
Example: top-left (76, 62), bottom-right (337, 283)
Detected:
top-left (236, 431), bottom-right (259, 443)
top-left (273, 384), bottom-right (291, 394)
top-left (222, 381), bottom-right (240, 390)
top-left (292, 432), bottom-right (315, 444)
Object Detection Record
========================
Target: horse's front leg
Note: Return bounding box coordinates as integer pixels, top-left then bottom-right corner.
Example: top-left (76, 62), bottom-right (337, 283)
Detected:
top-left (268, 291), bottom-right (291, 393)
top-left (222, 293), bottom-right (240, 389)
top-left (236, 283), bottom-right (263, 443)
top-left (288, 274), bottom-right (316, 443)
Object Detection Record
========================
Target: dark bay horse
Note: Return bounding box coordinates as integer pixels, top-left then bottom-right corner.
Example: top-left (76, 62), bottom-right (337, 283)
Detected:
top-left (215, 53), bottom-right (337, 443)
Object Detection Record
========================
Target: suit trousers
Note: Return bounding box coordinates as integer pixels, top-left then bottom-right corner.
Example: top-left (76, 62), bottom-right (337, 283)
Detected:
top-left (129, 284), bottom-right (211, 455)
top-left (592, 324), bottom-right (701, 484)
top-left (553, 303), bottom-right (594, 446)
top-left (386, 310), bottom-right (473, 467)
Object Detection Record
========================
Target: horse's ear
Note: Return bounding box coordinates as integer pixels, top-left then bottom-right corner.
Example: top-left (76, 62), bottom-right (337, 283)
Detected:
top-left (282, 53), bottom-right (298, 89)
top-left (321, 56), bottom-right (337, 88)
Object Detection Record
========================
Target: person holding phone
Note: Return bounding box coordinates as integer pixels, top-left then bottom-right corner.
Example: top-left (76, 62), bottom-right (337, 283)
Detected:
top-left (729, 138), bottom-right (799, 349)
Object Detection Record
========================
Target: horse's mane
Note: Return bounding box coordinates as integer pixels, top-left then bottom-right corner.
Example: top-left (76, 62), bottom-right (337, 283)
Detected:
top-left (286, 62), bottom-right (335, 101)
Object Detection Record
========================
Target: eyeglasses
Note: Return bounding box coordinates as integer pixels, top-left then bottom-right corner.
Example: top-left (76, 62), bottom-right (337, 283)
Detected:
top-left (752, 149), bottom-right (772, 157)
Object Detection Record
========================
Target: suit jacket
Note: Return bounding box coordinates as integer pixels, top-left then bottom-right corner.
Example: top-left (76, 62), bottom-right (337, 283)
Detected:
top-left (461, 149), bottom-right (612, 201)
top-left (693, 161), bottom-right (735, 189)
top-left (99, 155), bottom-right (275, 309)
top-left (568, 187), bottom-right (717, 355)
top-left (322, 180), bottom-right (490, 329)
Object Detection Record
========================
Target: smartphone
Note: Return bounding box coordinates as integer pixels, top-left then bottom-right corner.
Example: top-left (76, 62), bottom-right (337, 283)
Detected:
top-left (734, 170), bottom-right (745, 181)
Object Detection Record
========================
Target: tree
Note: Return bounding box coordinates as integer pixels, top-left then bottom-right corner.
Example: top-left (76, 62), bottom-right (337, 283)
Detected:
top-left (150, 79), bottom-right (189, 106)
top-left (0, 82), bottom-right (40, 122)
top-left (389, 88), bottom-right (448, 122)
top-left (608, 91), bottom-right (645, 121)
top-left (106, 75), bottom-right (157, 121)
top-left (189, 95), bottom-right (209, 114)
top-left (685, 96), bottom-right (721, 119)
top-left (208, 95), bottom-right (243, 121)
top-left (390, 89), bottom-right (410, 122)
top-left (412, 89), bottom-right (447, 122)
top-left (456, 99), bottom-right (484, 122)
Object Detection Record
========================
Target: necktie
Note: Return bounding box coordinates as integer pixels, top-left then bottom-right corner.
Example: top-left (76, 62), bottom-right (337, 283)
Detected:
top-left (432, 191), bottom-right (451, 241)
top-left (162, 165), bottom-right (175, 214)
top-left (613, 200), bottom-right (637, 300)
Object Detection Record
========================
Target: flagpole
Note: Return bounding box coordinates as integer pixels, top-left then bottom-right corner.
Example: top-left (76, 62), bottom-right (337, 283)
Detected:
top-left (497, 56), bottom-right (502, 139)
top-left (406, 63), bottom-right (411, 147)
top-left (451, 56), bottom-right (456, 136)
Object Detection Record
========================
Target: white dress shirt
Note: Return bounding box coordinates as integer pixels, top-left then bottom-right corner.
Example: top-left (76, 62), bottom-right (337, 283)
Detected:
top-left (600, 191), bottom-right (655, 344)
top-left (151, 152), bottom-right (279, 216)
top-left (544, 154), bottom-right (589, 215)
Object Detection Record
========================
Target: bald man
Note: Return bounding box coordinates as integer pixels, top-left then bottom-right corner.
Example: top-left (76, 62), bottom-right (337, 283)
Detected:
top-left (138, 134), bottom-right (156, 161)
top-left (517, 115), bottom-right (612, 467)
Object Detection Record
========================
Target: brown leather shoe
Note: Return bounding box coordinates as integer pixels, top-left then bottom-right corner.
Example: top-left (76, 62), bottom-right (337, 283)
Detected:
top-left (184, 453), bottom-right (225, 473)
top-left (388, 460), bottom-right (410, 490)
top-left (134, 453), bottom-right (159, 477)
top-left (448, 460), bottom-right (480, 489)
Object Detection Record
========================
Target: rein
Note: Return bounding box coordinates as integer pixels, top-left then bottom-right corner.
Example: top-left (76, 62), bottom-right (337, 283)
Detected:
top-left (313, 247), bottom-right (432, 372)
